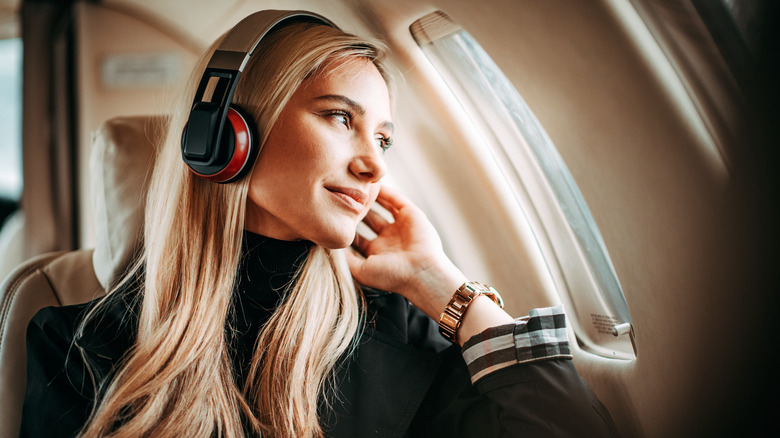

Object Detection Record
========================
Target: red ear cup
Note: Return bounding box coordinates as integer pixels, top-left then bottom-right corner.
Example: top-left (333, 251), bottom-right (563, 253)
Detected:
top-left (181, 11), bottom-right (337, 183)
top-left (188, 106), bottom-right (258, 183)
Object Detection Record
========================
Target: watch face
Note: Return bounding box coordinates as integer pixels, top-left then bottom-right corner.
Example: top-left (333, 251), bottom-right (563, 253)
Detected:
top-left (468, 282), bottom-right (504, 309)
top-left (487, 290), bottom-right (505, 309)
top-left (474, 282), bottom-right (504, 309)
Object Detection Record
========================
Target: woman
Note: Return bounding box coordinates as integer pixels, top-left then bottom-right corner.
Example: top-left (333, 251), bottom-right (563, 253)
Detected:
top-left (21, 11), bottom-right (619, 438)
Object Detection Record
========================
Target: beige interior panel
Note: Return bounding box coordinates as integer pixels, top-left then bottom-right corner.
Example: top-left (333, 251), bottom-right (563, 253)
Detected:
top-left (74, 2), bottom-right (199, 249)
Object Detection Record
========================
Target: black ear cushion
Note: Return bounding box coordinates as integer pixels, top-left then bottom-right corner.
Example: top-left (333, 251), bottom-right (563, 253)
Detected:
top-left (189, 105), bottom-right (258, 183)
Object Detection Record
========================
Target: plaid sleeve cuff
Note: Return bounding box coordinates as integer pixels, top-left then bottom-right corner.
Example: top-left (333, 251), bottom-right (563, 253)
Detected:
top-left (460, 305), bottom-right (572, 383)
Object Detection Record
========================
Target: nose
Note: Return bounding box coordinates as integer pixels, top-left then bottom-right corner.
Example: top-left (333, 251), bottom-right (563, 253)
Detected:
top-left (349, 139), bottom-right (387, 183)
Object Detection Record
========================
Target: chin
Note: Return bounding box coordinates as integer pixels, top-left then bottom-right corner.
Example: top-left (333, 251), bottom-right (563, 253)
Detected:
top-left (307, 224), bottom-right (357, 250)
top-left (318, 234), bottom-right (355, 250)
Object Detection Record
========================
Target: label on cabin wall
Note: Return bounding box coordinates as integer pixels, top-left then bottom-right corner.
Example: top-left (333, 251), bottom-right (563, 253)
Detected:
top-left (101, 52), bottom-right (182, 89)
top-left (590, 313), bottom-right (620, 335)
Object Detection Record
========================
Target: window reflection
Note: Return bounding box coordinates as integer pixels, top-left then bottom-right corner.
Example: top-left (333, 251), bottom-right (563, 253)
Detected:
top-left (0, 37), bottom-right (22, 201)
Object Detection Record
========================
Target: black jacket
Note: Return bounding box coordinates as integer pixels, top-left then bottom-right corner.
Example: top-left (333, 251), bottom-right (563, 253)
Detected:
top-left (21, 235), bottom-right (619, 437)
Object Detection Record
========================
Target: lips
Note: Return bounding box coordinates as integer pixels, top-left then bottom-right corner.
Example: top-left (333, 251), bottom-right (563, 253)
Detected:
top-left (325, 185), bottom-right (368, 212)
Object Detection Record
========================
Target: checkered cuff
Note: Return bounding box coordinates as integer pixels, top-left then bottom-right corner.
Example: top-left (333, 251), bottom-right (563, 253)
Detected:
top-left (461, 305), bottom-right (572, 383)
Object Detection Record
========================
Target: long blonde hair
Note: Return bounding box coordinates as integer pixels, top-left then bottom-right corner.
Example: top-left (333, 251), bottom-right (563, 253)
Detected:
top-left (78, 22), bottom-right (389, 438)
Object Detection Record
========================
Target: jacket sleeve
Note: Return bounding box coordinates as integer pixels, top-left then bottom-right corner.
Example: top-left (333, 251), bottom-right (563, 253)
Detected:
top-left (464, 306), bottom-right (619, 437)
top-left (19, 306), bottom-right (94, 438)
top-left (410, 305), bottom-right (620, 438)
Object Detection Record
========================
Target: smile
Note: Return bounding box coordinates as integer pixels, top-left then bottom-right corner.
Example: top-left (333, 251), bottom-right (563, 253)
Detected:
top-left (325, 186), bottom-right (367, 213)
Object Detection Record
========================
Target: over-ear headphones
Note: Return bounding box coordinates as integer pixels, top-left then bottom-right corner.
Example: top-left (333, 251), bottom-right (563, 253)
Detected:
top-left (181, 10), bottom-right (338, 183)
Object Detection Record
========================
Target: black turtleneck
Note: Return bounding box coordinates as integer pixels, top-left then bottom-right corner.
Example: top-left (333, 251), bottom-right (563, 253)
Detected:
top-left (229, 231), bottom-right (313, 384)
top-left (21, 232), bottom-right (314, 437)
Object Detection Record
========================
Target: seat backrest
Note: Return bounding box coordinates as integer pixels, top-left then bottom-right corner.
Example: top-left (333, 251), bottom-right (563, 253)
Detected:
top-left (0, 115), bottom-right (164, 436)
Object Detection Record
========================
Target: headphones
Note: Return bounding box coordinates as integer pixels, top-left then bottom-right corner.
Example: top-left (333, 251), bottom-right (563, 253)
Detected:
top-left (181, 10), bottom-right (339, 183)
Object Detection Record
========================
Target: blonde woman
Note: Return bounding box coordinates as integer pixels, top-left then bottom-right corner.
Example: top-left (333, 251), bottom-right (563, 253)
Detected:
top-left (20, 11), bottom-right (618, 438)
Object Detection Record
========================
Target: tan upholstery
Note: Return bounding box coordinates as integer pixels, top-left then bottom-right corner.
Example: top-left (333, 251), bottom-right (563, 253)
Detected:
top-left (0, 115), bottom-right (162, 436)
top-left (91, 115), bottom-right (164, 289)
top-left (0, 211), bottom-right (25, 284)
top-left (0, 250), bottom-right (102, 434)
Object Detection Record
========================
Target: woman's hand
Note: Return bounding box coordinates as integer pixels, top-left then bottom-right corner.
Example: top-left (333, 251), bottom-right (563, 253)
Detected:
top-left (346, 186), bottom-right (464, 314)
top-left (346, 186), bottom-right (512, 344)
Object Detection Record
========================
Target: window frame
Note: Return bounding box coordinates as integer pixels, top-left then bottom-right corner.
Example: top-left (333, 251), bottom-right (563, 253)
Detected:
top-left (0, 37), bottom-right (23, 205)
top-left (411, 11), bottom-right (636, 359)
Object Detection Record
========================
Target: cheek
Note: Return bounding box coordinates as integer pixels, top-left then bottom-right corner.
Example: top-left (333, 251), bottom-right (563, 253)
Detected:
top-left (368, 186), bottom-right (381, 205)
top-left (360, 186), bottom-right (382, 218)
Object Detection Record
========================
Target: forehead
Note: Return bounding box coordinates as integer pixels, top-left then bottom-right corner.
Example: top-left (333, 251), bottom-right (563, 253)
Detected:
top-left (298, 58), bottom-right (391, 116)
top-left (308, 56), bottom-right (384, 86)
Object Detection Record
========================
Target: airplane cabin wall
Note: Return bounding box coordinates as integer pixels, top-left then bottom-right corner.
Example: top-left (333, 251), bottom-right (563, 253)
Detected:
top-left (344, 1), bottom-right (773, 436)
top-left (72, 1), bottom-right (774, 437)
top-left (346, 1), bottom-right (770, 436)
top-left (74, 2), bottom-right (199, 249)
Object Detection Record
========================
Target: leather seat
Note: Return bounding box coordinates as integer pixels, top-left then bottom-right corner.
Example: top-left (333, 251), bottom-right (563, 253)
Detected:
top-left (0, 115), bottom-right (164, 436)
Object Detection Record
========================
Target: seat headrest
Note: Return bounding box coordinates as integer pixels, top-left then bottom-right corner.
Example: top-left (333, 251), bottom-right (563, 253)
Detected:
top-left (90, 115), bottom-right (167, 289)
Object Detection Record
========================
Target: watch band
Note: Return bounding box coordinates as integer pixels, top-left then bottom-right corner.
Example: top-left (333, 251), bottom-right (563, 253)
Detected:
top-left (438, 281), bottom-right (505, 343)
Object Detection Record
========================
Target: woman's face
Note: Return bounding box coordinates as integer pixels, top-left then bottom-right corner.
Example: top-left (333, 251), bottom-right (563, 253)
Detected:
top-left (245, 57), bottom-right (393, 249)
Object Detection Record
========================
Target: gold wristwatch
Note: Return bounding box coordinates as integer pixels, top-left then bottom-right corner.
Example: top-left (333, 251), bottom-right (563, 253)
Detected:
top-left (438, 281), bottom-right (505, 343)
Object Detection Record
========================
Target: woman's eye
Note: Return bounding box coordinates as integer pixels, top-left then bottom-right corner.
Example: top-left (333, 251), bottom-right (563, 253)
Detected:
top-left (375, 136), bottom-right (393, 152)
top-left (329, 110), bottom-right (351, 126)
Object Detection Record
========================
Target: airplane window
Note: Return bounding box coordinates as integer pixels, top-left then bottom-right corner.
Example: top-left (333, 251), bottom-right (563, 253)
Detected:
top-left (0, 37), bottom-right (22, 203)
top-left (411, 11), bottom-right (635, 359)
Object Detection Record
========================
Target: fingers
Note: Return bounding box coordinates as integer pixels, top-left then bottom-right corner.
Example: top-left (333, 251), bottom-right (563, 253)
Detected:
top-left (362, 209), bottom-right (389, 235)
top-left (351, 232), bottom-right (371, 257)
top-left (374, 185), bottom-right (409, 215)
top-left (345, 247), bottom-right (367, 282)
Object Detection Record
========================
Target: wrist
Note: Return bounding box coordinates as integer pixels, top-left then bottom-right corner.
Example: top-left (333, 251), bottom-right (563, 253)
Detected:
top-left (405, 257), bottom-right (467, 319)
top-left (456, 295), bottom-right (513, 345)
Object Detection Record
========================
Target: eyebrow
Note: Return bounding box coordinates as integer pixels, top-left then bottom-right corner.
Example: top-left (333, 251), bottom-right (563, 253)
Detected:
top-left (313, 94), bottom-right (394, 134)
